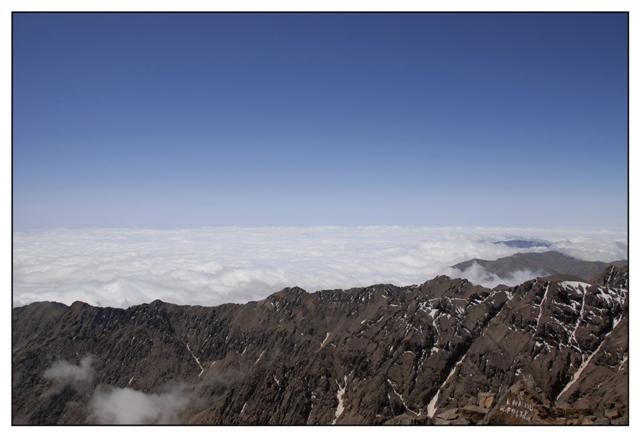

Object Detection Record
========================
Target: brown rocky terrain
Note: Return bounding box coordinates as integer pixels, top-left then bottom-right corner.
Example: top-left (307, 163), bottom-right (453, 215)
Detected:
top-left (12, 264), bottom-right (628, 425)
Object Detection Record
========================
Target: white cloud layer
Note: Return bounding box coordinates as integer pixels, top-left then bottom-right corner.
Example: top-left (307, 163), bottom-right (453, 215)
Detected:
top-left (89, 385), bottom-right (190, 424)
top-left (13, 227), bottom-right (627, 308)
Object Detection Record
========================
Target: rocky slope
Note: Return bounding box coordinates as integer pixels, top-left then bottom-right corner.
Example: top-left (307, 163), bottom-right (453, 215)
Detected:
top-left (12, 265), bottom-right (628, 425)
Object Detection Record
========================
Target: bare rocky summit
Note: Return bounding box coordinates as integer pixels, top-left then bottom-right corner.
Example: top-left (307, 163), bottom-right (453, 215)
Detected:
top-left (12, 265), bottom-right (628, 425)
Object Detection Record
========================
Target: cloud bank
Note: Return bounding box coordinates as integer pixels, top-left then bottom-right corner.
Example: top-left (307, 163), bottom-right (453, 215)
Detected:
top-left (89, 385), bottom-right (191, 424)
top-left (13, 226), bottom-right (627, 307)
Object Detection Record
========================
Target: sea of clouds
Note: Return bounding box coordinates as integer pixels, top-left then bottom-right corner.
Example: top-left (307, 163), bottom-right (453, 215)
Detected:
top-left (12, 226), bottom-right (627, 308)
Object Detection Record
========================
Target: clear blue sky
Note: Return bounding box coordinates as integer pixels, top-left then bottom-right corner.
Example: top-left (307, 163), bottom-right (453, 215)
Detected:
top-left (13, 13), bottom-right (628, 230)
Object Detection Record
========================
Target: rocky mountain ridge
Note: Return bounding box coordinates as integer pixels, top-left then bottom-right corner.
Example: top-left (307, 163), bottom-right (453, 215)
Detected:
top-left (452, 251), bottom-right (627, 282)
top-left (12, 264), bottom-right (628, 425)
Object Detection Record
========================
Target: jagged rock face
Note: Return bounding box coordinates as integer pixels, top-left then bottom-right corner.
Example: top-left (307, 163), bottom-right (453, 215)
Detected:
top-left (595, 264), bottom-right (629, 289)
top-left (12, 266), bottom-right (628, 425)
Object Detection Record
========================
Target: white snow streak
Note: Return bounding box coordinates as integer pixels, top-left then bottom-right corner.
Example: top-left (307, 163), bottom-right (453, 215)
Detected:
top-left (319, 332), bottom-right (331, 349)
top-left (535, 284), bottom-right (550, 333)
top-left (605, 267), bottom-right (615, 286)
top-left (254, 350), bottom-right (265, 365)
top-left (618, 354), bottom-right (628, 371)
top-left (556, 317), bottom-right (622, 401)
top-left (184, 342), bottom-right (204, 377)
top-left (569, 290), bottom-right (588, 348)
top-left (387, 379), bottom-right (418, 416)
top-left (561, 281), bottom-right (590, 292)
top-left (332, 376), bottom-right (348, 425)
top-left (426, 352), bottom-right (468, 418)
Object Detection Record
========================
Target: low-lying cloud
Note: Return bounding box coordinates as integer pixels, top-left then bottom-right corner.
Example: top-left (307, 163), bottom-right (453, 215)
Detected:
top-left (444, 262), bottom-right (547, 289)
top-left (41, 355), bottom-right (192, 424)
top-left (13, 226), bottom-right (627, 307)
top-left (43, 355), bottom-right (94, 385)
top-left (89, 385), bottom-right (191, 424)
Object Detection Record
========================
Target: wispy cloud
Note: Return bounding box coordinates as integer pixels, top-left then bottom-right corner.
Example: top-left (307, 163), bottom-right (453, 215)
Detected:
top-left (13, 227), bottom-right (626, 307)
top-left (444, 262), bottom-right (547, 289)
top-left (43, 355), bottom-right (94, 386)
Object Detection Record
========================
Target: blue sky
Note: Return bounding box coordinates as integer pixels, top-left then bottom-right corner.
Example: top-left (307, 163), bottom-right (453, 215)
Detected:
top-left (13, 13), bottom-right (628, 230)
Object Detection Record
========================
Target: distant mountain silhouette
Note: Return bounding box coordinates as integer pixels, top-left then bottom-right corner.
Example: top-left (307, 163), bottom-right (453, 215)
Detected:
top-left (493, 239), bottom-right (551, 249)
top-left (452, 251), bottom-right (627, 282)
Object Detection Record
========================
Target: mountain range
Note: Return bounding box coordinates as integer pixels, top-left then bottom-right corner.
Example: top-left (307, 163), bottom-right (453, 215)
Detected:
top-left (452, 251), bottom-right (627, 283)
top-left (12, 254), bottom-right (628, 425)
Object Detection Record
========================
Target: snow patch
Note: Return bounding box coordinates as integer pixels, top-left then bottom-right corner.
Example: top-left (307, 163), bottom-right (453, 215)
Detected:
top-left (568, 289), bottom-right (588, 348)
top-left (557, 317), bottom-right (622, 400)
top-left (387, 379), bottom-right (418, 416)
top-left (332, 376), bottom-right (348, 425)
top-left (427, 352), bottom-right (468, 418)
top-left (320, 332), bottom-right (331, 349)
top-left (254, 350), bottom-right (265, 365)
top-left (184, 342), bottom-right (204, 377)
top-left (534, 284), bottom-right (550, 333)
top-left (561, 281), bottom-right (590, 292)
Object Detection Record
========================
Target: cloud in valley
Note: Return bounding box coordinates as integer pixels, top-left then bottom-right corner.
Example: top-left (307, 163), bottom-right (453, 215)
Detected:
top-left (13, 226), bottom-right (627, 307)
